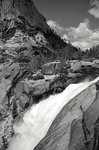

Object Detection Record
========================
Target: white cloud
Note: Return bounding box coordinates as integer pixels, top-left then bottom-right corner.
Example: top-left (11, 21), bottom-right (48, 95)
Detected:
top-left (66, 19), bottom-right (92, 41)
top-left (71, 41), bottom-right (90, 50)
top-left (47, 19), bottom-right (99, 50)
top-left (62, 34), bottom-right (69, 40)
top-left (88, 0), bottom-right (99, 18)
top-left (66, 19), bottom-right (99, 50)
top-left (47, 20), bottom-right (65, 35)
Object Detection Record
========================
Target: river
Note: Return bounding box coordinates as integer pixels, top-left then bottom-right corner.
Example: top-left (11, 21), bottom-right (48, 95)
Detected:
top-left (7, 77), bottom-right (99, 150)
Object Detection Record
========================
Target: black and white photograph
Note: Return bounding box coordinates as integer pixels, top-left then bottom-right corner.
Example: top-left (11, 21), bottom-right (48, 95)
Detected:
top-left (0, 0), bottom-right (99, 150)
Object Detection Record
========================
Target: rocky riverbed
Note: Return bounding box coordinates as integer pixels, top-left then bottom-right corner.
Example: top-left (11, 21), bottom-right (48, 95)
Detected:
top-left (0, 0), bottom-right (99, 149)
top-left (0, 59), bottom-right (99, 150)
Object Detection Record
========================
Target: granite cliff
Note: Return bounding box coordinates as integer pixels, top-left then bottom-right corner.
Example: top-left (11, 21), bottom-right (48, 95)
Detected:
top-left (0, 0), bottom-right (78, 149)
top-left (0, 0), bottom-right (49, 33)
top-left (0, 0), bottom-right (99, 150)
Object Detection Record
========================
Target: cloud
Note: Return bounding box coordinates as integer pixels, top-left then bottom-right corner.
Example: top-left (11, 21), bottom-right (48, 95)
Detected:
top-left (66, 19), bottom-right (91, 40)
top-left (66, 19), bottom-right (99, 50)
top-left (47, 19), bottom-right (99, 50)
top-left (47, 20), bottom-right (65, 35)
top-left (62, 34), bottom-right (69, 41)
top-left (88, 0), bottom-right (99, 18)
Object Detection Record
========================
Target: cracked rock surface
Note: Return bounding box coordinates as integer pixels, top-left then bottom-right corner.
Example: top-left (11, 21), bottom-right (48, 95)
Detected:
top-left (0, 0), bottom-right (99, 150)
top-left (34, 81), bottom-right (99, 150)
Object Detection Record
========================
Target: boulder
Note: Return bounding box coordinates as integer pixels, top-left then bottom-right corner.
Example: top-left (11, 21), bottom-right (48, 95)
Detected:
top-left (41, 62), bottom-right (61, 75)
top-left (19, 94), bottom-right (29, 109)
top-left (41, 61), bottom-right (70, 75)
top-left (70, 61), bottom-right (82, 73)
top-left (69, 60), bottom-right (99, 77)
top-left (14, 74), bottom-right (65, 105)
top-left (22, 75), bottom-right (56, 101)
top-left (28, 73), bottom-right (44, 81)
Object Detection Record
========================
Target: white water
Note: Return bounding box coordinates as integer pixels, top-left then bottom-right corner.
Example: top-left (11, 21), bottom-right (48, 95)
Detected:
top-left (8, 77), bottom-right (99, 150)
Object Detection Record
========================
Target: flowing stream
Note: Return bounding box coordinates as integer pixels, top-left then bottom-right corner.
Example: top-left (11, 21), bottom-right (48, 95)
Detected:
top-left (8, 77), bottom-right (99, 150)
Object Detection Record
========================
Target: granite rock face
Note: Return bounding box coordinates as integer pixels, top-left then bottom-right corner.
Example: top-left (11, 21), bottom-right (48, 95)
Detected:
top-left (0, 0), bottom-right (99, 150)
top-left (0, 0), bottom-right (67, 148)
top-left (0, 113), bottom-right (13, 150)
top-left (41, 61), bottom-right (70, 75)
top-left (0, 0), bottom-right (49, 33)
top-left (0, 65), bottom-right (67, 149)
top-left (1, 59), bottom-right (99, 149)
top-left (34, 80), bottom-right (99, 150)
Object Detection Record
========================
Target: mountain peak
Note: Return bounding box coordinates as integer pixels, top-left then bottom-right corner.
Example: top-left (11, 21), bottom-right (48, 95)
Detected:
top-left (0, 0), bottom-right (49, 32)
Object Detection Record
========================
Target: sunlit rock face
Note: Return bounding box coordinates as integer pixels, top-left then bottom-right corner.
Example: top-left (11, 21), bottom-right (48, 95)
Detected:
top-left (0, 0), bottom-right (49, 32)
top-left (34, 78), bottom-right (99, 150)
top-left (0, 1), bottom-right (67, 148)
top-left (0, 1), bottom-right (99, 150)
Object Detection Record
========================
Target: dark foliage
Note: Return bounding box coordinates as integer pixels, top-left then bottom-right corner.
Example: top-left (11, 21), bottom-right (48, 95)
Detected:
top-left (43, 28), bottom-right (67, 49)
top-left (81, 45), bottom-right (99, 60)
top-left (12, 100), bottom-right (18, 119)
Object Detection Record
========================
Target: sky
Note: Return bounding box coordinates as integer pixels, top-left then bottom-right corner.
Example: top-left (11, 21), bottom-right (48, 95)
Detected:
top-left (34, 0), bottom-right (99, 50)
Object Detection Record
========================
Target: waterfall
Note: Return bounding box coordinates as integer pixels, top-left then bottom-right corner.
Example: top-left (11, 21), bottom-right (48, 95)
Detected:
top-left (8, 77), bottom-right (99, 150)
